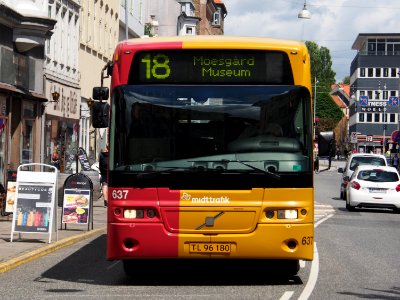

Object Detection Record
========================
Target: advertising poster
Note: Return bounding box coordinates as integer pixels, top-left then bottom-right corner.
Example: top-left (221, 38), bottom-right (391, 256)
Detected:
top-left (14, 184), bottom-right (53, 233)
top-left (5, 181), bottom-right (16, 213)
top-left (62, 189), bottom-right (90, 224)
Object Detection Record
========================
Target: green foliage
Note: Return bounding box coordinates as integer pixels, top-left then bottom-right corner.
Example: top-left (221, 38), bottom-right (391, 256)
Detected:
top-left (305, 41), bottom-right (342, 132)
top-left (144, 23), bottom-right (153, 37)
top-left (341, 76), bottom-right (350, 84)
top-left (305, 41), bottom-right (336, 86)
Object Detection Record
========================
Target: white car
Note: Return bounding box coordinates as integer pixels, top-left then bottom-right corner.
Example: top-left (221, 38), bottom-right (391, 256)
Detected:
top-left (346, 165), bottom-right (400, 212)
top-left (338, 153), bottom-right (387, 200)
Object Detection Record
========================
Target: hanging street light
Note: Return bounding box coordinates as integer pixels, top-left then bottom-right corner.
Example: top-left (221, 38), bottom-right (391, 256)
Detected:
top-left (298, 1), bottom-right (311, 19)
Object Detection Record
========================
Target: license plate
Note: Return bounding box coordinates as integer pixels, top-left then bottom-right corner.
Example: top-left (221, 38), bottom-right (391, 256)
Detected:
top-left (369, 188), bottom-right (386, 193)
top-left (189, 243), bottom-right (231, 253)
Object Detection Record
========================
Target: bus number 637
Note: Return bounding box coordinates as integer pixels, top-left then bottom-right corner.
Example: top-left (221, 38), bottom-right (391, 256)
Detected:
top-left (112, 189), bottom-right (129, 200)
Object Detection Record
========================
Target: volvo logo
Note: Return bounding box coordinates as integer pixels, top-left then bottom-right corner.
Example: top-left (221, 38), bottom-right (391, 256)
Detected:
top-left (196, 212), bottom-right (225, 230)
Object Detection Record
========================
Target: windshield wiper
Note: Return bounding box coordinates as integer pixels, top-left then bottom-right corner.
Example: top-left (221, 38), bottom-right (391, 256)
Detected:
top-left (136, 166), bottom-right (196, 179)
top-left (223, 159), bottom-right (281, 180)
top-left (191, 159), bottom-right (281, 180)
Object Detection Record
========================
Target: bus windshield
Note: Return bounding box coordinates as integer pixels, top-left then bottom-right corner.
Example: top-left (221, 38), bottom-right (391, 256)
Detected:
top-left (111, 84), bottom-right (312, 175)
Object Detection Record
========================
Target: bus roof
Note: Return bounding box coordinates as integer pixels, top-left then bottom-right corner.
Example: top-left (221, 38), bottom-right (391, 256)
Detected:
top-left (117, 35), bottom-right (307, 52)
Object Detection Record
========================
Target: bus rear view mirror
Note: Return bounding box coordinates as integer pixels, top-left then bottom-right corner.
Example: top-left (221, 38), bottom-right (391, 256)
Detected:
top-left (318, 131), bottom-right (336, 157)
top-left (92, 102), bottom-right (109, 128)
top-left (93, 87), bottom-right (109, 100)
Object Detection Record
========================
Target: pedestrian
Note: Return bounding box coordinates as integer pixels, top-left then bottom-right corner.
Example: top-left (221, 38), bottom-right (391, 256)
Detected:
top-left (51, 146), bottom-right (60, 170)
top-left (99, 144), bottom-right (109, 207)
top-left (393, 154), bottom-right (399, 170)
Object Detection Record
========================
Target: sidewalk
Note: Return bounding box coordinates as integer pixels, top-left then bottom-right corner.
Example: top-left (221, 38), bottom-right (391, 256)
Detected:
top-left (318, 158), bottom-right (346, 171)
top-left (0, 197), bottom-right (107, 273)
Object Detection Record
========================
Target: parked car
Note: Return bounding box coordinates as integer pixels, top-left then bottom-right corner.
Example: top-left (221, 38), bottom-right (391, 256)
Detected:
top-left (338, 153), bottom-right (387, 200)
top-left (345, 165), bottom-right (400, 212)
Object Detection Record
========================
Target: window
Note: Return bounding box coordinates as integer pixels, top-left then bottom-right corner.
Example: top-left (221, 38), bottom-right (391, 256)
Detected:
top-left (359, 113), bottom-right (365, 122)
top-left (186, 26), bottom-right (195, 36)
top-left (383, 68), bottom-right (389, 77)
top-left (377, 39), bottom-right (385, 54)
top-left (368, 39), bottom-right (376, 55)
top-left (376, 68), bottom-right (381, 77)
top-left (374, 113), bottom-right (380, 122)
top-left (374, 90), bottom-right (380, 100)
top-left (368, 68), bottom-right (374, 77)
top-left (391, 68), bottom-right (397, 77)
top-left (390, 113), bottom-right (396, 122)
top-left (360, 68), bottom-right (365, 77)
top-left (212, 8), bottom-right (221, 25)
top-left (366, 113), bottom-right (372, 122)
top-left (367, 91), bottom-right (373, 99)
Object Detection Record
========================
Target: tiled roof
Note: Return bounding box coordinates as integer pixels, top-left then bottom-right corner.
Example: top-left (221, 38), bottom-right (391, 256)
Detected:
top-left (331, 94), bottom-right (347, 109)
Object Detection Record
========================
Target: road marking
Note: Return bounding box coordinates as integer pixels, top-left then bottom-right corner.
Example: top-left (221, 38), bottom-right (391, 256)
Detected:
top-left (107, 260), bottom-right (120, 270)
top-left (296, 214), bottom-right (333, 300)
top-left (280, 291), bottom-right (294, 300)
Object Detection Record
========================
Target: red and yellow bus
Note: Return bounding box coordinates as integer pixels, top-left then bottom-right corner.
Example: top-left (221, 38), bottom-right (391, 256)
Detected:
top-left (92, 36), bottom-right (314, 276)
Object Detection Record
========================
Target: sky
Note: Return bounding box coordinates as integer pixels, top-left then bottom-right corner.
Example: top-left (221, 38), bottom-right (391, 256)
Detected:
top-left (224, 0), bottom-right (400, 83)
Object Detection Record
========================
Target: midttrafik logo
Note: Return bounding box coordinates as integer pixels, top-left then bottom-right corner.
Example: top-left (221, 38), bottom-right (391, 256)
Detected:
top-left (181, 192), bottom-right (230, 204)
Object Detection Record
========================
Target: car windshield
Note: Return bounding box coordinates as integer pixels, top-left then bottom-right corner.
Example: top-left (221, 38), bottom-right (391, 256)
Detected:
top-left (349, 157), bottom-right (386, 171)
top-left (110, 85), bottom-right (312, 174)
top-left (357, 169), bottom-right (399, 182)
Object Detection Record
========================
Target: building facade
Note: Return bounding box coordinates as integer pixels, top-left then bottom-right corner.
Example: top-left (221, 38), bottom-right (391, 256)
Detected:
top-left (177, 0), bottom-right (200, 36)
top-left (43, 0), bottom-right (81, 173)
top-left (79, 0), bottom-right (120, 162)
top-left (0, 0), bottom-right (55, 183)
top-left (119, 0), bottom-right (145, 40)
top-left (350, 33), bottom-right (400, 154)
top-left (193, 0), bottom-right (226, 35)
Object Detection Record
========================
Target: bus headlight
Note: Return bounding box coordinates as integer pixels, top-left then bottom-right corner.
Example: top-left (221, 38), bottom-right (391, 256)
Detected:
top-left (277, 209), bottom-right (298, 219)
top-left (124, 209), bottom-right (144, 219)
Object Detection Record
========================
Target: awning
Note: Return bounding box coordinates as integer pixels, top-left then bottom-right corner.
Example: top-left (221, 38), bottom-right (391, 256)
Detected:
top-left (0, 82), bottom-right (48, 102)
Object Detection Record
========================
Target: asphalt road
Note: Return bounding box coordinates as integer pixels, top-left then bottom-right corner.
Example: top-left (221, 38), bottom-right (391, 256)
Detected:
top-left (0, 168), bottom-right (399, 299)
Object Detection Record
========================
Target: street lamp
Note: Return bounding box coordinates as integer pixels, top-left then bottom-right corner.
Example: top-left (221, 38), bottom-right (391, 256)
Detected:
top-left (298, 1), bottom-right (311, 41)
top-left (380, 82), bottom-right (387, 152)
top-left (313, 77), bottom-right (319, 140)
top-left (298, 1), bottom-right (311, 19)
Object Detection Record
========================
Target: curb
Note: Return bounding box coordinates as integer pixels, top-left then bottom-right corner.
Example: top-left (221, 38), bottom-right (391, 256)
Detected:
top-left (0, 226), bottom-right (106, 273)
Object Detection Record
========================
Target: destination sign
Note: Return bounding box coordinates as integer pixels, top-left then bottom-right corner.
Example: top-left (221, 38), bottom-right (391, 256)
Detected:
top-left (129, 50), bottom-right (294, 84)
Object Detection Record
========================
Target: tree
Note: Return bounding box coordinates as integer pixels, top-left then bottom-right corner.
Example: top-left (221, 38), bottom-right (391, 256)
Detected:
top-left (305, 41), bottom-right (343, 130)
top-left (341, 76), bottom-right (350, 84)
top-left (305, 41), bottom-right (336, 87)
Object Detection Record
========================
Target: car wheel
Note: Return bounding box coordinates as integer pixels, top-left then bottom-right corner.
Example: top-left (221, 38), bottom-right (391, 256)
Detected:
top-left (346, 199), bottom-right (355, 211)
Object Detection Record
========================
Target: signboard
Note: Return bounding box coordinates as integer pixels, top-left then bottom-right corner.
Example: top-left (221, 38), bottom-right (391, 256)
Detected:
top-left (10, 164), bottom-right (58, 243)
top-left (350, 132), bottom-right (358, 143)
top-left (389, 96), bottom-right (399, 107)
top-left (77, 147), bottom-right (91, 171)
top-left (61, 173), bottom-right (93, 230)
top-left (359, 95), bottom-right (368, 106)
top-left (392, 130), bottom-right (400, 143)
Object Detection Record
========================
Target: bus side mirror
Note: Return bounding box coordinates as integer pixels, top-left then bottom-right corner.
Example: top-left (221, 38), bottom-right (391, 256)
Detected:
top-left (318, 131), bottom-right (336, 158)
top-left (93, 87), bottom-right (109, 100)
top-left (92, 102), bottom-right (109, 128)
